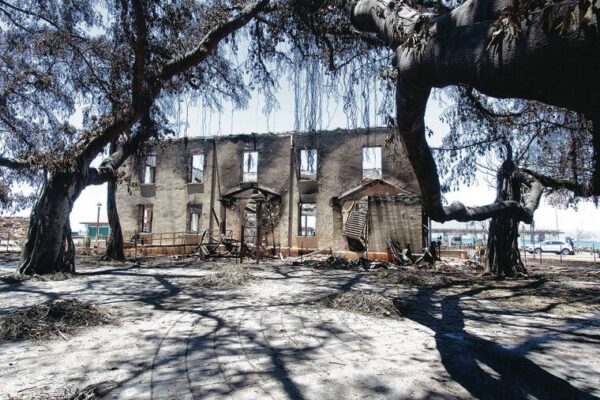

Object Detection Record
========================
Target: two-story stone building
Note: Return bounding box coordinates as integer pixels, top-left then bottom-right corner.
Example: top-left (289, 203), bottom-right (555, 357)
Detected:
top-left (116, 127), bottom-right (429, 260)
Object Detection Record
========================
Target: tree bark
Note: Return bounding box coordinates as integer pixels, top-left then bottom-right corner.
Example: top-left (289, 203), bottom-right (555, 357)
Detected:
top-left (103, 142), bottom-right (125, 261)
top-left (18, 171), bottom-right (84, 275)
top-left (484, 156), bottom-right (527, 278)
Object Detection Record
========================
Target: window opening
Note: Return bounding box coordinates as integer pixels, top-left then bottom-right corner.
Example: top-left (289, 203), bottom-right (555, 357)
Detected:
top-left (143, 155), bottom-right (156, 184)
top-left (243, 151), bottom-right (258, 182)
top-left (189, 205), bottom-right (202, 233)
top-left (299, 149), bottom-right (317, 180)
top-left (299, 203), bottom-right (316, 236)
top-left (190, 154), bottom-right (204, 183)
top-left (362, 147), bottom-right (382, 179)
top-left (140, 205), bottom-right (153, 233)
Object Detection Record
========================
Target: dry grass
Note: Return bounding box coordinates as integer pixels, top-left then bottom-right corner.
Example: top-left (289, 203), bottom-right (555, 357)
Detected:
top-left (189, 264), bottom-right (259, 289)
top-left (9, 381), bottom-right (116, 400)
top-left (0, 299), bottom-right (114, 342)
top-left (313, 291), bottom-right (400, 318)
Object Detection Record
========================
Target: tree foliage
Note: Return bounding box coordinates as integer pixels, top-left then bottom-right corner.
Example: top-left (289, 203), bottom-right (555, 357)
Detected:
top-left (0, 0), bottom-right (390, 198)
top-left (350, 0), bottom-right (600, 223)
top-left (436, 87), bottom-right (595, 207)
top-left (0, 0), bottom-right (396, 273)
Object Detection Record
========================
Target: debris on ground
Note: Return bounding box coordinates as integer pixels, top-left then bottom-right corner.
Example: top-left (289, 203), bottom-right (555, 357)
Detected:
top-left (301, 255), bottom-right (348, 269)
top-left (435, 259), bottom-right (485, 272)
top-left (375, 269), bottom-right (454, 287)
top-left (457, 271), bottom-right (600, 315)
top-left (9, 381), bottom-right (117, 400)
top-left (295, 239), bottom-right (440, 271)
top-left (0, 299), bottom-right (114, 342)
top-left (302, 255), bottom-right (399, 271)
top-left (387, 237), bottom-right (437, 266)
top-left (0, 272), bottom-right (78, 285)
top-left (189, 264), bottom-right (259, 289)
top-left (312, 291), bottom-right (400, 318)
top-left (0, 274), bottom-right (26, 285)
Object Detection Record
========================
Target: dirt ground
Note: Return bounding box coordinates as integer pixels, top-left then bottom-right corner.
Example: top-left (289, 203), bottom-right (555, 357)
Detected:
top-left (0, 254), bottom-right (598, 399)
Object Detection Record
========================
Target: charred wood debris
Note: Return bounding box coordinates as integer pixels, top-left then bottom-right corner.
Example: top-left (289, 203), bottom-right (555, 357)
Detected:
top-left (293, 237), bottom-right (440, 271)
top-left (195, 232), bottom-right (481, 273)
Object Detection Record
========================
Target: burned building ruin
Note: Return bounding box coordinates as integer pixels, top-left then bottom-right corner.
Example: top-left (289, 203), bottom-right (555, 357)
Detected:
top-left (116, 128), bottom-right (429, 260)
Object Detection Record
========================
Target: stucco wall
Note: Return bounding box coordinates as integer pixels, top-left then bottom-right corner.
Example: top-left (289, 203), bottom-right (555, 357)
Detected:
top-left (367, 197), bottom-right (423, 252)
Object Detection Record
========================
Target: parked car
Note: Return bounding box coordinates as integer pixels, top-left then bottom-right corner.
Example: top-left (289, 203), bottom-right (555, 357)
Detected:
top-left (526, 240), bottom-right (574, 255)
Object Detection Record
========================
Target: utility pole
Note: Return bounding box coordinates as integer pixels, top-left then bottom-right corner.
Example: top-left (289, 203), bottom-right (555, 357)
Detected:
top-left (252, 191), bottom-right (266, 264)
top-left (96, 202), bottom-right (102, 249)
top-left (208, 139), bottom-right (218, 241)
top-left (555, 208), bottom-right (559, 239)
top-left (530, 219), bottom-right (535, 248)
top-left (287, 135), bottom-right (294, 257)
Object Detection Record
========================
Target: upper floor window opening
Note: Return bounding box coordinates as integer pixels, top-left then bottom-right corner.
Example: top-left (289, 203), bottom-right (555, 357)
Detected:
top-left (299, 149), bottom-right (318, 180)
top-left (190, 154), bottom-right (204, 183)
top-left (362, 146), bottom-right (382, 179)
top-left (143, 155), bottom-right (156, 184)
top-left (243, 151), bottom-right (258, 182)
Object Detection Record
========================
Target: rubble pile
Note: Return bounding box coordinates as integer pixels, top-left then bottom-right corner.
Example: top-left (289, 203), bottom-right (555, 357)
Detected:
top-left (304, 256), bottom-right (400, 271)
top-left (0, 299), bottom-right (114, 342)
top-left (313, 291), bottom-right (400, 318)
top-left (189, 264), bottom-right (259, 289)
top-left (300, 242), bottom-right (439, 271)
top-left (436, 259), bottom-right (484, 272)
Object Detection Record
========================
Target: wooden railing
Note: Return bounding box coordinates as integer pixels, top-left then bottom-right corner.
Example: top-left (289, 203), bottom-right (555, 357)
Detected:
top-left (131, 231), bottom-right (204, 247)
top-left (0, 232), bottom-right (26, 252)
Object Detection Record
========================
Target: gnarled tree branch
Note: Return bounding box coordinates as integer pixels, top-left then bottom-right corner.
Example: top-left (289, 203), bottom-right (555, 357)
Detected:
top-left (519, 168), bottom-right (593, 197)
top-left (350, 0), bottom-right (600, 223)
top-left (79, 0), bottom-right (269, 165)
top-left (0, 156), bottom-right (30, 169)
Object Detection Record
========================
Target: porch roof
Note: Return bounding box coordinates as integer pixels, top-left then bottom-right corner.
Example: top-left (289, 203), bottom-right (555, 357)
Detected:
top-left (221, 183), bottom-right (281, 200)
top-left (335, 179), bottom-right (418, 202)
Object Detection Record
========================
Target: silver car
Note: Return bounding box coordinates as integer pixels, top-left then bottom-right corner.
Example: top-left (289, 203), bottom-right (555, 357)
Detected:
top-left (526, 240), bottom-right (574, 255)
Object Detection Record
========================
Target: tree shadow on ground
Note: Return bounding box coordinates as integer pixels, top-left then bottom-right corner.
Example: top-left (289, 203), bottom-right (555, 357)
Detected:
top-left (97, 265), bottom-right (376, 399)
top-left (396, 285), bottom-right (600, 400)
top-left (33, 263), bottom-right (372, 400)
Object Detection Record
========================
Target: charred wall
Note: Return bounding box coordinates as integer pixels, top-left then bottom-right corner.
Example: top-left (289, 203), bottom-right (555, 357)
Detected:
top-left (116, 127), bottom-right (424, 257)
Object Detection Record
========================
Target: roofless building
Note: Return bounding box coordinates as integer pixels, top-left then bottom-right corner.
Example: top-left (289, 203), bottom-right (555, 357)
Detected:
top-left (116, 128), bottom-right (428, 260)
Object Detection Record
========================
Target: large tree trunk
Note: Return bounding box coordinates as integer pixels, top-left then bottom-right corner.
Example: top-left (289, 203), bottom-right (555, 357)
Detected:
top-left (19, 171), bottom-right (84, 275)
top-left (102, 179), bottom-right (125, 261)
top-left (103, 141), bottom-right (125, 261)
top-left (484, 155), bottom-right (527, 278)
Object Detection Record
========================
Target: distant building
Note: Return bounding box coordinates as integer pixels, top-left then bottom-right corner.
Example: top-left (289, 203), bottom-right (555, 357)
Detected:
top-left (81, 222), bottom-right (110, 237)
top-left (116, 128), bottom-right (428, 260)
top-left (0, 216), bottom-right (29, 239)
